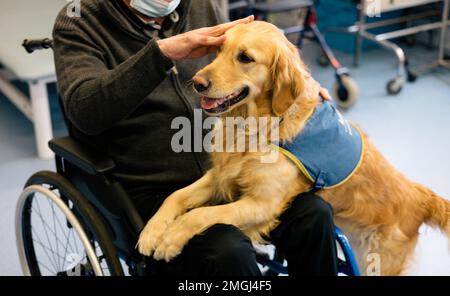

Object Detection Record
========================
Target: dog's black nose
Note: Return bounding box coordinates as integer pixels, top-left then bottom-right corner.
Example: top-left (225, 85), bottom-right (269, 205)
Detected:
top-left (193, 76), bottom-right (211, 92)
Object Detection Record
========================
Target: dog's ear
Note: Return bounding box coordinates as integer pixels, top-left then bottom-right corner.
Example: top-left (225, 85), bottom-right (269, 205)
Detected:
top-left (270, 41), bottom-right (308, 116)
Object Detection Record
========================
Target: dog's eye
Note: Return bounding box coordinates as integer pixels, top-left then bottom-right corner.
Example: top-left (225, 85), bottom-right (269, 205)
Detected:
top-left (238, 52), bottom-right (254, 64)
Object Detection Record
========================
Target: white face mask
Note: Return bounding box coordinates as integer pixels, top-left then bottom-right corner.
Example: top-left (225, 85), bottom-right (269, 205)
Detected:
top-left (130, 0), bottom-right (181, 18)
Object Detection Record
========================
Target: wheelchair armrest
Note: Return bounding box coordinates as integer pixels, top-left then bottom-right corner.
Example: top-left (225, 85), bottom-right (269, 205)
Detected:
top-left (49, 137), bottom-right (116, 175)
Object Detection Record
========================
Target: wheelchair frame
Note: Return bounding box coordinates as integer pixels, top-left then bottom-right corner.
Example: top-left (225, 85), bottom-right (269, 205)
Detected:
top-left (15, 37), bottom-right (361, 277)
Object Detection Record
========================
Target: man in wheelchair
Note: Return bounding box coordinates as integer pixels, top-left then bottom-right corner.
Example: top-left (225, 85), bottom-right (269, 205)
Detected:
top-left (46, 0), bottom-right (338, 276)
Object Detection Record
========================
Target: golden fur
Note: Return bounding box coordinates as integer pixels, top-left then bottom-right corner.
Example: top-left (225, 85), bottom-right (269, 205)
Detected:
top-left (137, 21), bottom-right (450, 275)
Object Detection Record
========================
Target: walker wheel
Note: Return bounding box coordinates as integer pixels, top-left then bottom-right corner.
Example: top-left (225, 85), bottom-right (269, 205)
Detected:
top-left (407, 70), bottom-right (417, 83)
top-left (386, 78), bottom-right (403, 95)
top-left (317, 54), bottom-right (329, 67)
top-left (332, 75), bottom-right (359, 109)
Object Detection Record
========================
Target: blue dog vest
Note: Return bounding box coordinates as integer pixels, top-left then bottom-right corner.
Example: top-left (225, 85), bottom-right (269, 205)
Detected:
top-left (273, 101), bottom-right (364, 190)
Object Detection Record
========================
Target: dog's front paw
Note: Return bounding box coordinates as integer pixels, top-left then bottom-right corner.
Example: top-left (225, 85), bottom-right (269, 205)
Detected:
top-left (153, 220), bottom-right (193, 262)
top-left (137, 228), bottom-right (160, 256)
top-left (153, 239), bottom-right (184, 262)
top-left (137, 219), bottom-right (168, 256)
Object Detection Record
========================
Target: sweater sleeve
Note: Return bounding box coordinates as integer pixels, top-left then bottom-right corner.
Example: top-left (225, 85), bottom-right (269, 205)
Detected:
top-left (53, 28), bottom-right (174, 135)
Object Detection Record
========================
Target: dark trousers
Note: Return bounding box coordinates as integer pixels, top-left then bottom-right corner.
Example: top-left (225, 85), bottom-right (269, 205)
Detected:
top-left (134, 191), bottom-right (338, 276)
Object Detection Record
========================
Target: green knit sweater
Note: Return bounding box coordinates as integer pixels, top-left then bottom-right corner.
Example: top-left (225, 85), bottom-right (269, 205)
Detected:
top-left (53, 0), bottom-right (225, 195)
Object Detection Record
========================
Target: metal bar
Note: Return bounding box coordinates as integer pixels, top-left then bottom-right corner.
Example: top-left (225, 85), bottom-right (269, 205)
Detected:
top-left (335, 227), bottom-right (361, 276)
top-left (361, 31), bottom-right (406, 78)
top-left (281, 25), bottom-right (305, 35)
top-left (355, 1), bottom-right (367, 66)
top-left (411, 60), bottom-right (441, 75)
top-left (31, 75), bottom-right (57, 85)
top-left (374, 21), bottom-right (445, 41)
top-left (0, 68), bottom-right (17, 81)
top-left (358, 10), bottom-right (441, 30)
top-left (438, 0), bottom-right (449, 61)
top-left (29, 80), bottom-right (54, 159)
top-left (363, 0), bottom-right (442, 15)
top-left (228, 0), bottom-right (247, 11)
top-left (329, 0), bottom-right (449, 82)
top-left (310, 23), bottom-right (343, 70)
top-left (323, 10), bottom-right (441, 35)
top-left (0, 76), bottom-right (34, 121)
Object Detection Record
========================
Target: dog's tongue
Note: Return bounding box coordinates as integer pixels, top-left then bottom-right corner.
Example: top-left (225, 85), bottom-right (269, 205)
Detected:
top-left (201, 97), bottom-right (216, 110)
top-left (201, 97), bottom-right (222, 110)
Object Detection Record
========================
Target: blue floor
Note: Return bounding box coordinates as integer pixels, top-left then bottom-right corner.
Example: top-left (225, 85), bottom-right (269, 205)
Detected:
top-left (0, 43), bottom-right (449, 275)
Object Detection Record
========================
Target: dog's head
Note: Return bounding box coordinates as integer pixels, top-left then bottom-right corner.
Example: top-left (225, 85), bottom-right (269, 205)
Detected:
top-left (193, 21), bottom-right (311, 117)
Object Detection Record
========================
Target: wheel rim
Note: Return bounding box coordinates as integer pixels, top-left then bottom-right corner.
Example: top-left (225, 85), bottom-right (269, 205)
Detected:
top-left (337, 86), bottom-right (349, 102)
top-left (16, 185), bottom-right (105, 276)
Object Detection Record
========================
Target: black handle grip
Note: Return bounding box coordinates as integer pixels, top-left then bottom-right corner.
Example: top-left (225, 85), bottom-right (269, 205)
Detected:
top-left (22, 38), bottom-right (53, 53)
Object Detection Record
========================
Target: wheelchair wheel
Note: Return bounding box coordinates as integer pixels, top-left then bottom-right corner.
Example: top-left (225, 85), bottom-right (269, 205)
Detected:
top-left (16, 171), bottom-right (124, 276)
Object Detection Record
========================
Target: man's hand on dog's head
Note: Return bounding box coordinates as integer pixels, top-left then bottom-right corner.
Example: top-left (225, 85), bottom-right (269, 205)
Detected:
top-left (157, 16), bottom-right (254, 60)
top-left (305, 74), bottom-right (331, 101)
top-left (157, 15), bottom-right (330, 101)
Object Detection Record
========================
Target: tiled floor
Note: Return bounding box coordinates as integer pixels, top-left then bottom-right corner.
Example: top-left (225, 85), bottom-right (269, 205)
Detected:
top-left (0, 42), bottom-right (449, 275)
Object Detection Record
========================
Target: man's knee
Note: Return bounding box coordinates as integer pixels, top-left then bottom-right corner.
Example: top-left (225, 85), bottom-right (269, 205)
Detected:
top-left (289, 192), bottom-right (334, 224)
top-left (202, 224), bottom-right (254, 260)
top-left (197, 224), bottom-right (261, 275)
top-left (271, 193), bottom-right (339, 276)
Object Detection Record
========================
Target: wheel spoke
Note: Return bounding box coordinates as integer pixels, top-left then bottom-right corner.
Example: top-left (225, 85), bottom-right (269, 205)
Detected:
top-left (23, 182), bottom-right (114, 276)
top-left (53, 205), bottom-right (77, 255)
top-left (32, 238), bottom-right (67, 262)
top-left (65, 200), bottom-right (80, 255)
top-left (32, 200), bottom-right (60, 270)
top-left (31, 195), bottom-right (84, 274)
top-left (31, 228), bottom-right (59, 272)
top-left (32, 203), bottom-right (77, 255)
top-left (37, 260), bottom-right (57, 275)
top-left (70, 226), bottom-right (80, 255)
top-left (48, 198), bottom-right (61, 271)
top-left (62, 228), bottom-right (72, 272)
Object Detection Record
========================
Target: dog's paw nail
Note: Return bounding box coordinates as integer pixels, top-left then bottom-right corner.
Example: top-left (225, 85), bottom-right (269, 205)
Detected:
top-left (153, 247), bottom-right (165, 261)
top-left (164, 245), bottom-right (182, 262)
top-left (137, 231), bottom-right (163, 256)
top-left (137, 240), bottom-right (154, 256)
top-left (153, 239), bottom-right (182, 262)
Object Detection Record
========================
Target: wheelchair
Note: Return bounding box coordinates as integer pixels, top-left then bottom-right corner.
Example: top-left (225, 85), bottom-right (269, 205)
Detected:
top-left (229, 0), bottom-right (359, 109)
top-left (15, 38), bottom-right (361, 276)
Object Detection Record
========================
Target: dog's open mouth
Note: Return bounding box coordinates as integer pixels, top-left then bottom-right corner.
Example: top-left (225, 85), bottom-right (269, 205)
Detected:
top-left (200, 87), bottom-right (250, 114)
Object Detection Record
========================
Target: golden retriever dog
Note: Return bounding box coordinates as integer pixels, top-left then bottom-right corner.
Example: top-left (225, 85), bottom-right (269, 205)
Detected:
top-left (137, 21), bottom-right (450, 275)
